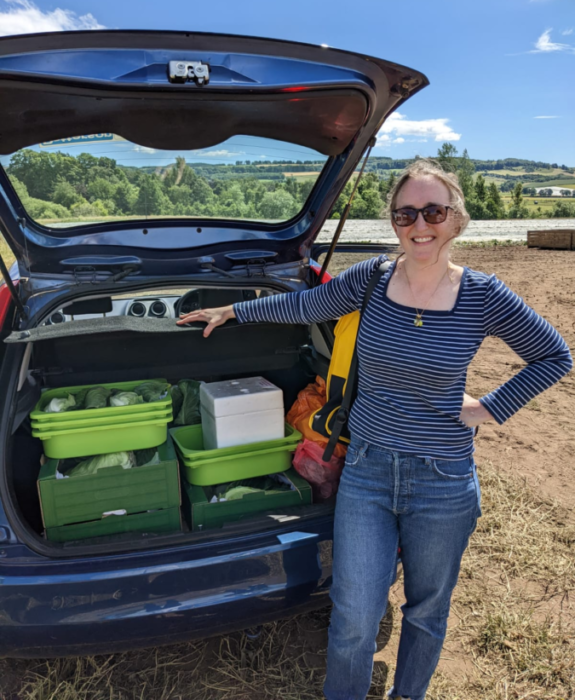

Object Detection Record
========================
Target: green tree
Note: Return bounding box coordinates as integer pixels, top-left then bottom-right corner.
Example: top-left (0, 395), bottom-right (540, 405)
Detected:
top-left (437, 143), bottom-right (458, 173)
top-left (474, 174), bottom-right (487, 202)
top-left (508, 182), bottom-right (529, 219)
top-left (485, 182), bottom-right (506, 219)
top-left (134, 174), bottom-right (169, 216)
top-left (87, 177), bottom-right (116, 202)
top-left (52, 180), bottom-right (84, 209)
top-left (258, 190), bottom-right (297, 219)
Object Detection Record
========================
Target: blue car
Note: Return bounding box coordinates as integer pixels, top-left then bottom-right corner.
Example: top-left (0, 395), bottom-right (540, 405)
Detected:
top-left (0, 30), bottom-right (427, 657)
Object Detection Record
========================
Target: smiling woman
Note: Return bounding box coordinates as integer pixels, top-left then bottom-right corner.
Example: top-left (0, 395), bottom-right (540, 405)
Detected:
top-left (0, 134), bottom-right (329, 227)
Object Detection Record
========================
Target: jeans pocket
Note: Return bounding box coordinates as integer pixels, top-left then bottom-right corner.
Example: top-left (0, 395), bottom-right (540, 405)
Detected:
top-left (431, 457), bottom-right (474, 480)
top-left (344, 443), bottom-right (361, 467)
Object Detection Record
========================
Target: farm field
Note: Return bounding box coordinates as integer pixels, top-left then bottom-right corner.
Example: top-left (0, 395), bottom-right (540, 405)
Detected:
top-left (0, 243), bottom-right (573, 700)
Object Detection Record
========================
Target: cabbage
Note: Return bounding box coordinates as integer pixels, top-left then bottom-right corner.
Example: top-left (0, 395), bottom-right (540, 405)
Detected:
top-left (84, 386), bottom-right (112, 410)
top-left (173, 379), bottom-right (202, 426)
top-left (134, 380), bottom-right (169, 403)
top-left (68, 451), bottom-right (136, 477)
top-left (44, 394), bottom-right (76, 413)
top-left (110, 391), bottom-right (144, 407)
top-left (223, 486), bottom-right (262, 501)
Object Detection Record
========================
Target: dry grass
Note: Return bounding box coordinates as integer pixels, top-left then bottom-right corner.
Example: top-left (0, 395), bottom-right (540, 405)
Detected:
top-left (1, 460), bottom-right (573, 700)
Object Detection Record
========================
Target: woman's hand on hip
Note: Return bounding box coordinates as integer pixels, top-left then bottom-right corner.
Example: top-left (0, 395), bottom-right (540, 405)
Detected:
top-left (176, 305), bottom-right (236, 337)
top-left (459, 393), bottom-right (494, 428)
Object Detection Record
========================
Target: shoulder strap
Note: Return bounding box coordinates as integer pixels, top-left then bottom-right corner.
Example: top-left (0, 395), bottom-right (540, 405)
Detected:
top-left (322, 260), bottom-right (391, 461)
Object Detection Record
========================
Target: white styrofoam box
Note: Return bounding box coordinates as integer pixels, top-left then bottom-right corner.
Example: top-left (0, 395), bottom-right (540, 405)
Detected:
top-left (200, 377), bottom-right (285, 450)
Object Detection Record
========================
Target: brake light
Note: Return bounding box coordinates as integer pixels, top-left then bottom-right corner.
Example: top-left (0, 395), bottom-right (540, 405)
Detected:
top-left (310, 261), bottom-right (333, 284)
top-left (0, 280), bottom-right (17, 329)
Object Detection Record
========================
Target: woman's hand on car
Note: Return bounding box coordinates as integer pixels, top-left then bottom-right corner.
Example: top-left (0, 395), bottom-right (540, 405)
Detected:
top-left (177, 305), bottom-right (236, 337)
top-left (459, 392), bottom-right (493, 428)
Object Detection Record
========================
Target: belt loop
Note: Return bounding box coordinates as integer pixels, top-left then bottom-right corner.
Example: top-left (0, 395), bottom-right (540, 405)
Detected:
top-left (424, 457), bottom-right (432, 467)
top-left (360, 442), bottom-right (369, 458)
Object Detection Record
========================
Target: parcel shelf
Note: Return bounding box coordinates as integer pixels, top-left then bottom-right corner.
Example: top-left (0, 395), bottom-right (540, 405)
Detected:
top-left (182, 468), bottom-right (312, 531)
top-left (38, 435), bottom-right (180, 528)
top-left (170, 423), bottom-right (302, 486)
top-left (31, 379), bottom-right (172, 423)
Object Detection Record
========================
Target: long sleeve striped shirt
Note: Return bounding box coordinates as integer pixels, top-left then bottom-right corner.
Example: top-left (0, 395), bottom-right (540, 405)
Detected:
top-left (233, 256), bottom-right (573, 459)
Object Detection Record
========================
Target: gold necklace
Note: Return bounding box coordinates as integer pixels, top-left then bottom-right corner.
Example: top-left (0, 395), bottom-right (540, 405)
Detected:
top-left (402, 264), bottom-right (450, 328)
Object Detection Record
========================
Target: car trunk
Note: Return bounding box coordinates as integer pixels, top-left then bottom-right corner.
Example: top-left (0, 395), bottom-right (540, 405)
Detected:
top-left (3, 300), bottom-right (334, 555)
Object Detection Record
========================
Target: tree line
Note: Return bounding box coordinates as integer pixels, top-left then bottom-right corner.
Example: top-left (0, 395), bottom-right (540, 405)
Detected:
top-left (4, 145), bottom-right (575, 224)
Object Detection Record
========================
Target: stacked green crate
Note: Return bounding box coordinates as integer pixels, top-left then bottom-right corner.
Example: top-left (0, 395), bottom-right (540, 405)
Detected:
top-left (37, 428), bottom-right (181, 542)
top-left (181, 468), bottom-right (312, 531)
top-left (31, 379), bottom-right (173, 458)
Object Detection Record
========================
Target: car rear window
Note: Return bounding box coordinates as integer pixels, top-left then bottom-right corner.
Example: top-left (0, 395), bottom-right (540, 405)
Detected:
top-left (0, 134), bottom-right (329, 228)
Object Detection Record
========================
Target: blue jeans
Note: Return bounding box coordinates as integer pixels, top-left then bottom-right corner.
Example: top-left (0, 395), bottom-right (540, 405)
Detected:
top-left (324, 438), bottom-right (481, 700)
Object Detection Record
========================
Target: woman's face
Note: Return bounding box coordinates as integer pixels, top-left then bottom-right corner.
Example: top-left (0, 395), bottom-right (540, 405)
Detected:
top-left (391, 176), bottom-right (457, 265)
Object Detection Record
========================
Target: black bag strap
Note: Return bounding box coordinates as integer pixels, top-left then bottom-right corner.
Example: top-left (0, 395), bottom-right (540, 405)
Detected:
top-left (322, 260), bottom-right (392, 462)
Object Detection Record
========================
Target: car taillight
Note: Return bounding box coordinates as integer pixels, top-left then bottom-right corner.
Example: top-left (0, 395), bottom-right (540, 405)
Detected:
top-left (309, 261), bottom-right (333, 284)
top-left (0, 280), bottom-right (17, 329)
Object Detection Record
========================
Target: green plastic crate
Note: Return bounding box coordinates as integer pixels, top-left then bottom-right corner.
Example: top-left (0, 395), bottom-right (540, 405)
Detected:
top-left (31, 379), bottom-right (172, 424)
top-left (33, 415), bottom-right (172, 459)
top-left (46, 506), bottom-right (181, 542)
top-left (182, 468), bottom-right (312, 531)
top-left (38, 436), bottom-right (181, 528)
top-left (31, 406), bottom-right (172, 432)
top-left (170, 423), bottom-right (301, 486)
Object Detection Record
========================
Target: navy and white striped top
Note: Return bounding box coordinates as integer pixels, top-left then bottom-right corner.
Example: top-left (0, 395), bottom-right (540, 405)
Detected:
top-left (233, 256), bottom-right (572, 459)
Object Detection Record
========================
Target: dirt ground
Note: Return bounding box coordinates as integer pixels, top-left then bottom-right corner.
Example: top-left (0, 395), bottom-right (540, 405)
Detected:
top-left (330, 244), bottom-right (575, 512)
top-left (1, 244), bottom-right (574, 700)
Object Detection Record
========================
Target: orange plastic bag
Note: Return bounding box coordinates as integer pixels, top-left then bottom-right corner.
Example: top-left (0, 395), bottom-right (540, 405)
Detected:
top-left (286, 377), bottom-right (347, 460)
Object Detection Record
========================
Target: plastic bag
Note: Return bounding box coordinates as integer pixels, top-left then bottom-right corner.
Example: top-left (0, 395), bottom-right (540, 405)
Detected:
top-left (292, 439), bottom-right (344, 501)
top-left (286, 377), bottom-right (347, 460)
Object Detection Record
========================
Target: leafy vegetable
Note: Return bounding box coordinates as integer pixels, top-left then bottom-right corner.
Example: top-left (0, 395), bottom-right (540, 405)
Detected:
top-left (68, 451), bottom-right (136, 477)
top-left (170, 385), bottom-right (184, 420)
top-left (134, 448), bottom-right (159, 467)
top-left (110, 391), bottom-right (144, 407)
top-left (223, 486), bottom-right (264, 501)
top-left (134, 380), bottom-right (169, 403)
top-left (44, 394), bottom-right (76, 413)
top-left (84, 386), bottom-right (112, 410)
top-left (173, 379), bottom-right (202, 426)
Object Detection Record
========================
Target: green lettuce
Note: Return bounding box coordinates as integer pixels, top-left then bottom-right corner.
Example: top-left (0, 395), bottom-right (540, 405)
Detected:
top-left (68, 451), bottom-right (136, 477)
top-left (134, 380), bottom-right (169, 403)
top-left (44, 394), bottom-right (76, 413)
top-left (110, 391), bottom-right (144, 407)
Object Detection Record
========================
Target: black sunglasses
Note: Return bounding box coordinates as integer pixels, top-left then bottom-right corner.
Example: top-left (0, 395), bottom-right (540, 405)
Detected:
top-left (391, 204), bottom-right (452, 227)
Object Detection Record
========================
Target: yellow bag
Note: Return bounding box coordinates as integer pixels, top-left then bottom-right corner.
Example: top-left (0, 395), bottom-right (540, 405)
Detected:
top-left (309, 311), bottom-right (359, 445)
top-left (309, 260), bottom-right (391, 459)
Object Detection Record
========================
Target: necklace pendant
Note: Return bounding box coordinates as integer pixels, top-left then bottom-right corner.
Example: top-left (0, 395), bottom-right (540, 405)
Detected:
top-left (414, 315), bottom-right (423, 327)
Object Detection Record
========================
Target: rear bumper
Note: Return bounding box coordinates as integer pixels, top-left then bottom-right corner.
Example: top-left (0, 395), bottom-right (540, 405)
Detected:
top-left (0, 529), bottom-right (333, 658)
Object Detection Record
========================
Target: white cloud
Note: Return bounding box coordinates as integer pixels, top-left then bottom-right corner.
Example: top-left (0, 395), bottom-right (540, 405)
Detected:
top-left (534, 115), bottom-right (559, 118)
top-left (134, 145), bottom-right (157, 154)
top-left (532, 28), bottom-right (573, 52)
top-left (562, 28), bottom-right (574, 36)
top-left (198, 149), bottom-right (244, 158)
top-left (377, 112), bottom-right (461, 145)
top-left (0, 0), bottom-right (103, 36)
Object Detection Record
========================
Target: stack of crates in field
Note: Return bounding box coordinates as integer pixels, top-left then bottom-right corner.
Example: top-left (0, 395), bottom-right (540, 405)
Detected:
top-left (32, 380), bottom-right (181, 542)
top-left (171, 377), bottom-right (311, 531)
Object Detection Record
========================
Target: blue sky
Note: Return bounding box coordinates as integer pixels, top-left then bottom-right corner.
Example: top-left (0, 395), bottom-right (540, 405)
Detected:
top-left (1, 0), bottom-right (574, 165)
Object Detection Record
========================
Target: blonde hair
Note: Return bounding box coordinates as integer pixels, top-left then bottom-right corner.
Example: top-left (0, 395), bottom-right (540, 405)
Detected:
top-left (386, 158), bottom-right (470, 237)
